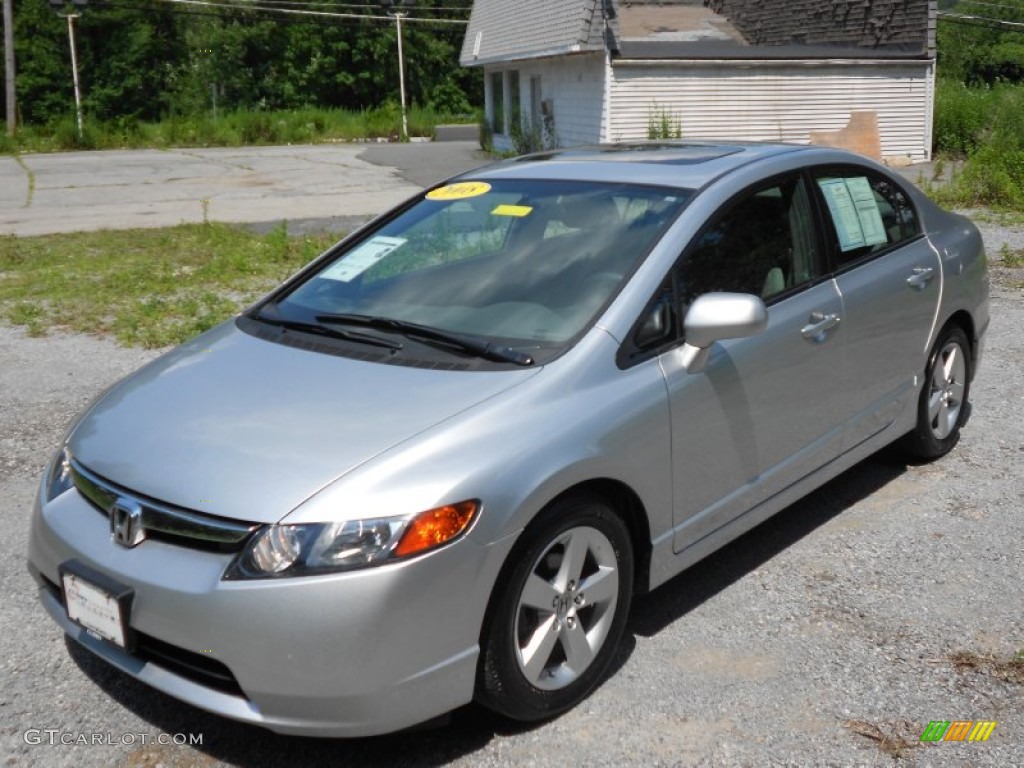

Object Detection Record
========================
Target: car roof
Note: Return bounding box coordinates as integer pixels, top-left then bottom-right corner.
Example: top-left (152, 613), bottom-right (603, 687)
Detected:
top-left (459, 142), bottom-right (840, 190)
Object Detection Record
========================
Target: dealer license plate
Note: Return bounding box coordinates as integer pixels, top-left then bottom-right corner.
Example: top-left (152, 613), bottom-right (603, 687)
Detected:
top-left (60, 562), bottom-right (133, 649)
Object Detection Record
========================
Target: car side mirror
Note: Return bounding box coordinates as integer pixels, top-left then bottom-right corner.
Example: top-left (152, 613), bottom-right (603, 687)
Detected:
top-left (680, 292), bottom-right (767, 373)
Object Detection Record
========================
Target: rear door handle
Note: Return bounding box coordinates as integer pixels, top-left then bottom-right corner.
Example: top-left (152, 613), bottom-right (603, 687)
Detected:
top-left (906, 266), bottom-right (935, 290)
top-left (801, 311), bottom-right (841, 341)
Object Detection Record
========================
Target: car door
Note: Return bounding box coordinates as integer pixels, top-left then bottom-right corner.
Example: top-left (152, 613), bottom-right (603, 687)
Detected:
top-left (637, 174), bottom-right (852, 553)
top-left (810, 166), bottom-right (941, 451)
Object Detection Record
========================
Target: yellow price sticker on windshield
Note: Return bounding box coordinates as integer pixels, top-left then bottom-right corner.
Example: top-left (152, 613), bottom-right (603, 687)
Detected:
top-left (492, 204), bottom-right (533, 218)
top-left (426, 182), bottom-right (491, 201)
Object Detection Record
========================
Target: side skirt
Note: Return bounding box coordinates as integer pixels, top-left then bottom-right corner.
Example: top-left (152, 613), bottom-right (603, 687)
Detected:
top-left (646, 417), bottom-right (912, 592)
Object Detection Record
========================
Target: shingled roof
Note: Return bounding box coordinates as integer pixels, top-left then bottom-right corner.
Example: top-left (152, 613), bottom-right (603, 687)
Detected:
top-left (703, 0), bottom-right (934, 53)
top-left (460, 0), bottom-right (934, 66)
top-left (459, 0), bottom-right (606, 67)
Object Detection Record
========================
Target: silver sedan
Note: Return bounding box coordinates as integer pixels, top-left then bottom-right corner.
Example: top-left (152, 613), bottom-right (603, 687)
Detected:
top-left (28, 142), bottom-right (989, 736)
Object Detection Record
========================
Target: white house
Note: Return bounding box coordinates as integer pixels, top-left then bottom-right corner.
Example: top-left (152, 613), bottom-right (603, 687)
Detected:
top-left (460, 0), bottom-right (937, 163)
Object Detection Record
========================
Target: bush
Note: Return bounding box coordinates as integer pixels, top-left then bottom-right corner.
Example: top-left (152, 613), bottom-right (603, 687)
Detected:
top-left (478, 115), bottom-right (493, 153)
top-left (427, 81), bottom-right (473, 116)
top-left (932, 80), bottom-right (1024, 209)
top-left (948, 145), bottom-right (1024, 209)
top-left (965, 42), bottom-right (1024, 87)
top-left (933, 80), bottom-right (991, 156)
top-left (934, 80), bottom-right (1024, 157)
top-left (510, 117), bottom-right (556, 155)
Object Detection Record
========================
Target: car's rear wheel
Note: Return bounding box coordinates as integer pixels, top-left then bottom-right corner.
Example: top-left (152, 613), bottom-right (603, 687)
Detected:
top-left (903, 324), bottom-right (972, 460)
top-left (477, 493), bottom-right (633, 722)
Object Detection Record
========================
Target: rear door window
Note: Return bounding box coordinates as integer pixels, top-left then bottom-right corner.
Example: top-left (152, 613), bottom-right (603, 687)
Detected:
top-left (812, 167), bottom-right (921, 269)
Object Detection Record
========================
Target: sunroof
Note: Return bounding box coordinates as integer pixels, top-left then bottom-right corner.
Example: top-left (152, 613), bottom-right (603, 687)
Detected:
top-left (514, 143), bottom-right (743, 165)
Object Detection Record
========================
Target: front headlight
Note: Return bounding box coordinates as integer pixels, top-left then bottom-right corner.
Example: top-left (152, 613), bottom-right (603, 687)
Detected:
top-left (44, 447), bottom-right (74, 501)
top-left (223, 500), bottom-right (479, 580)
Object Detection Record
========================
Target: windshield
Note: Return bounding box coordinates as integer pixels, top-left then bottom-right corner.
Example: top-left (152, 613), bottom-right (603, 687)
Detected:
top-left (270, 179), bottom-right (691, 356)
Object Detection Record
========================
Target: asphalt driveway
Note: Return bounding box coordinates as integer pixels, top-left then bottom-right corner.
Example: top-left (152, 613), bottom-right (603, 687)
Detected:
top-left (0, 142), bottom-right (488, 237)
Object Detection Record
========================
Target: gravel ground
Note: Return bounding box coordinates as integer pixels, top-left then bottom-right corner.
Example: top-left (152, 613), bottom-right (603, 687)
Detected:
top-left (1, 220), bottom-right (1021, 767)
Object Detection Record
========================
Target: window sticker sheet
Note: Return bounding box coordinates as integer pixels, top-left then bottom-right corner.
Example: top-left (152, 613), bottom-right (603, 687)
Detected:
top-left (319, 236), bottom-right (407, 282)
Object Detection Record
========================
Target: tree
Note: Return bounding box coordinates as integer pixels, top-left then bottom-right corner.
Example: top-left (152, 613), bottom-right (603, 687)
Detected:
top-left (6, 0), bottom-right (479, 127)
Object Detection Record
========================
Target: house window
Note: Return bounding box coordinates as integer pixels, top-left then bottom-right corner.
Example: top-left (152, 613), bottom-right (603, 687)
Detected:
top-left (530, 76), bottom-right (542, 132)
top-left (490, 71), bottom-right (504, 134)
top-left (508, 71), bottom-right (521, 133)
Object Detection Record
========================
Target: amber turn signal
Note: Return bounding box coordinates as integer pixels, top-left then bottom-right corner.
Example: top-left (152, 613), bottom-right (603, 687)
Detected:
top-left (394, 500), bottom-right (479, 558)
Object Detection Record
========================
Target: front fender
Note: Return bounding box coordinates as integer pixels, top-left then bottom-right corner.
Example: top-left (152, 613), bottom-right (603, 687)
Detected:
top-left (286, 331), bottom-right (674, 553)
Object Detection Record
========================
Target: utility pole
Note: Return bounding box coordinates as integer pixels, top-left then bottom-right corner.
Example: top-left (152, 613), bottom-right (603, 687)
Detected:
top-left (65, 13), bottom-right (83, 138)
top-left (394, 11), bottom-right (408, 141)
top-left (384, 0), bottom-right (414, 141)
top-left (49, 0), bottom-right (87, 140)
top-left (3, 0), bottom-right (14, 137)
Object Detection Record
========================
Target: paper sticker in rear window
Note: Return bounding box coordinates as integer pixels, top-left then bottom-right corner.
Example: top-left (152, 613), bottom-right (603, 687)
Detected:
top-left (818, 177), bottom-right (888, 252)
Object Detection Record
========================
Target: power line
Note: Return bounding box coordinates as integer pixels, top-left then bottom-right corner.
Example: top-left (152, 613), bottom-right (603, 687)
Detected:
top-left (87, 0), bottom-right (383, 26)
top-left (149, 0), bottom-right (468, 23)
top-left (938, 10), bottom-right (1024, 28)
top-left (954, 0), bottom-right (1024, 12)
top-left (251, 1), bottom-right (472, 9)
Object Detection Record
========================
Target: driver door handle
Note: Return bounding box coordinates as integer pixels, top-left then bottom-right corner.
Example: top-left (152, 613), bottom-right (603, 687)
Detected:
top-left (906, 266), bottom-right (935, 290)
top-left (801, 311), bottom-right (841, 341)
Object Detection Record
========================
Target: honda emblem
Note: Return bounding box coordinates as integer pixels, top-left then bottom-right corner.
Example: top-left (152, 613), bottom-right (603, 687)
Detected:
top-left (109, 499), bottom-right (146, 548)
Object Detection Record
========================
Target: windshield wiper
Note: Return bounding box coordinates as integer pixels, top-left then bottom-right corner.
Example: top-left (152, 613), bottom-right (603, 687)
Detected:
top-left (315, 313), bottom-right (535, 366)
top-left (256, 306), bottom-right (402, 351)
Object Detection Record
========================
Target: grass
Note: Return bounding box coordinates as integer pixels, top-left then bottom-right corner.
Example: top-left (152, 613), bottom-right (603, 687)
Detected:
top-left (963, 208), bottom-right (1024, 227)
top-left (12, 155), bottom-right (36, 207)
top-left (0, 223), bottom-right (339, 347)
top-left (844, 647), bottom-right (1022, 757)
top-left (843, 719), bottom-right (920, 759)
top-left (997, 243), bottom-right (1024, 268)
top-left (2, 106), bottom-right (480, 155)
top-left (949, 649), bottom-right (1024, 685)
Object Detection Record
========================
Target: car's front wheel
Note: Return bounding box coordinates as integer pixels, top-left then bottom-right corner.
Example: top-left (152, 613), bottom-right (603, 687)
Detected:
top-left (477, 493), bottom-right (634, 722)
top-left (903, 324), bottom-right (972, 460)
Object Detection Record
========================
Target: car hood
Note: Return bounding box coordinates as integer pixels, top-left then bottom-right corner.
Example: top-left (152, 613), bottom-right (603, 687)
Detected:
top-left (68, 321), bottom-right (539, 523)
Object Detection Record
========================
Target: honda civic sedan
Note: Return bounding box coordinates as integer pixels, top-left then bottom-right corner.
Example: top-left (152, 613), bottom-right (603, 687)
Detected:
top-left (28, 142), bottom-right (989, 736)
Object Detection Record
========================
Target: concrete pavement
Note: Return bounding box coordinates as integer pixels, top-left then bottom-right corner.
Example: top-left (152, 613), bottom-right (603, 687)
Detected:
top-left (0, 142), bottom-right (487, 237)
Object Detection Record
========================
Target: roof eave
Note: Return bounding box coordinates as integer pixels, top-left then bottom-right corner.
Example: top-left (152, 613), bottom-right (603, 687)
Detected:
top-left (461, 43), bottom-right (606, 68)
top-left (613, 40), bottom-right (934, 61)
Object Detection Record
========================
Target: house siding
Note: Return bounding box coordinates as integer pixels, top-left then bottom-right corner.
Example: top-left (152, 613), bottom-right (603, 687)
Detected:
top-left (608, 60), bottom-right (935, 161)
top-left (487, 53), bottom-right (608, 149)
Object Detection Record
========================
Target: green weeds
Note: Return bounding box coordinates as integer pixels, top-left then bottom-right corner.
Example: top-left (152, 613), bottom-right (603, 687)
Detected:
top-left (933, 81), bottom-right (1024, 211)
top-left (2, 106), bottom-right (479, 155)
top-left (0, 223), bottom-right (338, 347)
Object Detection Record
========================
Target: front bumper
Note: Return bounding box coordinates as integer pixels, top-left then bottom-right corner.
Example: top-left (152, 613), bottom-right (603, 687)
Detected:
top-left (27, 483), bottom-right (512, 737)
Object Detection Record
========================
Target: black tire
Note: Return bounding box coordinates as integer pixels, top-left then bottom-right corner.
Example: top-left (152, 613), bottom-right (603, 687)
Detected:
top-left (476, 493), bottom-right (634, 722)
top-left (902, 324), bottom-right (972, 460)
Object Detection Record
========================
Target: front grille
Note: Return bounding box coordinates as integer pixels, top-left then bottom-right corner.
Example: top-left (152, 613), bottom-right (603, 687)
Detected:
top-left (42, 575), bottom-right (245, 697)
top-left (71, 459), bottom-right (259, 553)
